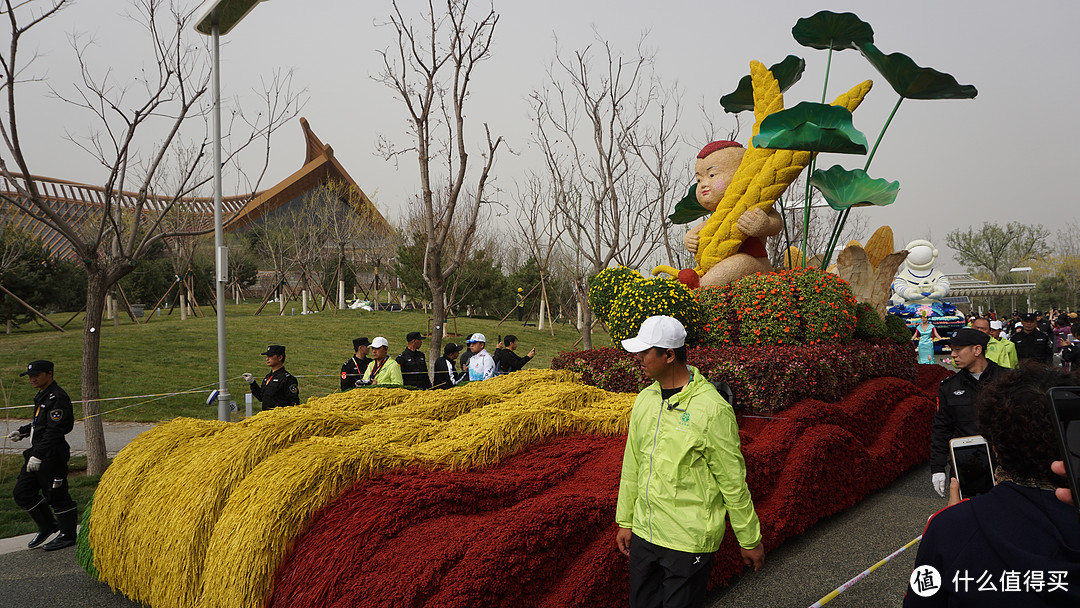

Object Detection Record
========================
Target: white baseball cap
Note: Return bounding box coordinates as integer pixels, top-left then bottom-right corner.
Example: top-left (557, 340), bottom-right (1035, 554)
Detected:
top-left (467, 333), bottom-right (487, 344)
top-left (990, 320), bottom-right (1003, 330)
top-left (371, 336), bottom-right (389, 348)
top-left (621, 315), bottom-right (686, 353)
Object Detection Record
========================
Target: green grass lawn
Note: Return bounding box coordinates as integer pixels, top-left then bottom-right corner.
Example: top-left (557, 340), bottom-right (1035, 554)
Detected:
top-left (0, 303), bottom-right (609, 422)
top-left (0, 454), bottom-right (97, 538)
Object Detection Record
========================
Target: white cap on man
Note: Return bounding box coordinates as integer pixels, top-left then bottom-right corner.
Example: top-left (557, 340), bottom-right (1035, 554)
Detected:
top-left (371, 336), bottom-right (389, 348)
top-left (467, 333), bottom-right (487, 344)
top-left (989, 320), bottom-right (1003, 330)
top-left (621, 315), bottom-right (686, 353)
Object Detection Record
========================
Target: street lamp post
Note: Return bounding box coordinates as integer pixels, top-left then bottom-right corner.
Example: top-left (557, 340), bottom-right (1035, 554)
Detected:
top-left (194, 0), bottom-right (270, 421)
top-left (1010, 266), bottom-right (1033, 313)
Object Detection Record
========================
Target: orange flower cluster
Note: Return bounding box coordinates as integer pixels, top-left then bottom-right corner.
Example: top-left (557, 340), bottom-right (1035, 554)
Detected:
top-left (693, 268), bottom-right (858, 347)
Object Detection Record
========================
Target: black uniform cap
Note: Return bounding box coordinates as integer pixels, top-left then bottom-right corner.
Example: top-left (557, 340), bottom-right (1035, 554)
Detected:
top-left (19, 360), bottom-right (53, 376)
top-left (261, 345), bottom-right (286, 357)
top-left (443, 342), bottom-right (462, 356)
top-left (353, 337), bottom-right (371, 350)
top-left (1020, 312), bottom-right (1038, 321)
top-left (949, 328), bottom-right (990, 349)
top-left (406, 331), bottom-right (423, 342)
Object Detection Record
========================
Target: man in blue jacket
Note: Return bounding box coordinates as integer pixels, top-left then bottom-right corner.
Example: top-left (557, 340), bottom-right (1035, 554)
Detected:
top-left (615, 316), bottom-right (765, 607)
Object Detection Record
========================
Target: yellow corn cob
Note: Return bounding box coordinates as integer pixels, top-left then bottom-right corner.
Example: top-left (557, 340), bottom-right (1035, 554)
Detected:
top-left (694, 61), bottom-right (873, 274)
top-left (864, 225), bottom-right (895, 269)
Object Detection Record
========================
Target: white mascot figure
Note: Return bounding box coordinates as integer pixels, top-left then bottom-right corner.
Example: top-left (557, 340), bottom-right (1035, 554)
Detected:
top-left (890, 239), bottom-right (951, 315)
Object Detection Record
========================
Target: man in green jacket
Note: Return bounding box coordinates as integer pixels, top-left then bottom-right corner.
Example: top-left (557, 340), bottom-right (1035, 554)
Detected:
top-left (982, 319), bottom-right (1017, 368)
top-left (615, 315), bottom-right (764, 607)
top-left (360, 337), bottom-right (404, 386)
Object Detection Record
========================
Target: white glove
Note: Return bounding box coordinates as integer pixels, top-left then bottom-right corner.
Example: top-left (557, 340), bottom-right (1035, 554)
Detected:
top-left (27, 456), bottom-right (42, 472)
top-left (932, 472), bottom-right (946, 497)
top-left (242, 373), bottom-right (255, 383)
top-left (7, 430), bottom-right (21, 442)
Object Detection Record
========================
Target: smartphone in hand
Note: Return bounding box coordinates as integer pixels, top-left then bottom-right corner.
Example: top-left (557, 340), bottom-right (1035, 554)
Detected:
top-left (1048, 387), bottom-right (1080, 520)
top-left (950, 435), bottom-right (995, 500)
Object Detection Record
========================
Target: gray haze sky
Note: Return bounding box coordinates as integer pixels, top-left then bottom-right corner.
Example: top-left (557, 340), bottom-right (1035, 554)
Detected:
top-left (11, 0), bottom-right (1080, 273)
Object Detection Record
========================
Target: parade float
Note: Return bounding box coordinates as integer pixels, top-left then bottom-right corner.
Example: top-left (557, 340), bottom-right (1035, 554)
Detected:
top-left (76, 11), bottom-right (975, 608)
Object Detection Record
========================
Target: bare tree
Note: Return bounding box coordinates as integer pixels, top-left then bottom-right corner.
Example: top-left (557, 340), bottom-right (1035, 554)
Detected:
top-left (0, 0), bottom-right (302, 474)
top-left (375, 0), bottom-right (503, 369)
top-left (530, 33), bottom-right (670, 348)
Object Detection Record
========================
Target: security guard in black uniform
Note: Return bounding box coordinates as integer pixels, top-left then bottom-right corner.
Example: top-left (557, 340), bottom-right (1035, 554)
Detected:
top-left (929, 328), bottom-right (1004, 498)
top-left (396, 331), bottom-right (431, 389)
top-left (243, 345), bottom-right (299, 410)
top-left (340, 337), bottom-right (372, 391)
top-left (1012, 312), bottom-right (1053, 364)
top-left (7, 360), bottom-right (78, 550)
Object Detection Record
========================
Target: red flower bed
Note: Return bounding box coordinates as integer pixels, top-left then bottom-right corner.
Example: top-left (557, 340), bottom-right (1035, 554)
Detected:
top-left (268, 371), bottom-right (940, 607)
top-left (551, 340), bottom-right (916, 413)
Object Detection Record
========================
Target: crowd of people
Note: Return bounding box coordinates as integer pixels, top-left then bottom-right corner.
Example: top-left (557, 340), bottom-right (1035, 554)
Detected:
top-left (239, 331), bottom-right (537, 412)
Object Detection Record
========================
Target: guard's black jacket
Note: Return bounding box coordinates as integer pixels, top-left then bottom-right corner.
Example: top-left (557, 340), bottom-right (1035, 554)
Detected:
top-left (1012, 328), bottom-right (1053, 364)
top-left (250, 367), bottom-right (299, 409)
top-left (432, 355), bottom-right (463, 390)
top-left (15, 381), bottom-right (74, 462)
top-left (930, 361), bottom-right (1005, 475)
top-left (396, 348), bottom-right (431, 389)
top-left (492, 348), bottom-right (533, 375)
top-left (340, 356), bottom-right (371, 391)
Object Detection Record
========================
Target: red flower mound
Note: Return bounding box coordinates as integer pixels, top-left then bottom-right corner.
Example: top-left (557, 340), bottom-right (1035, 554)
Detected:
top-left (268, 373), bottom-right (938, 607)
top-left (551, 340), bottom-right (916, 413)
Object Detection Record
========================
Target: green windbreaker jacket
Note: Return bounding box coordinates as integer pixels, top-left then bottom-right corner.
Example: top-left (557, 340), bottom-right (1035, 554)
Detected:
top-left (616, 366), bottom-right (762, 553)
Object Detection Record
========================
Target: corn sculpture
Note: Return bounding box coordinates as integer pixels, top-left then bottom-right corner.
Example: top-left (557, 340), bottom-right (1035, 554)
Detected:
top-left (693, 61), bottom-right (872, 277)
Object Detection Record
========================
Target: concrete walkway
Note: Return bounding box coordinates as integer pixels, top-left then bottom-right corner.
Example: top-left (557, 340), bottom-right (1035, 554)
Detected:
top-left (0, 420), bottom-right (156, 458)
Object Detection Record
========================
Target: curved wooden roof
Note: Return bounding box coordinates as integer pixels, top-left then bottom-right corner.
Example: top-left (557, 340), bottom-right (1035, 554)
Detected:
top-left (0, 117), bottom-right (392, 259)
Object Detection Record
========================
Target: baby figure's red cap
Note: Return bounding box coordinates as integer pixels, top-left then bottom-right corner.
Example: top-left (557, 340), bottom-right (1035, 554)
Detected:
top-left (697, 140), bottom-right (743, 159)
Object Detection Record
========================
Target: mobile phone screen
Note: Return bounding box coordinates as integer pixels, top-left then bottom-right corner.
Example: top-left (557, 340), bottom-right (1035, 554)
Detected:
top-left (953, 443), bottom-right (995, 499)
top-left (1049, 387), bottom-right (1080, 520)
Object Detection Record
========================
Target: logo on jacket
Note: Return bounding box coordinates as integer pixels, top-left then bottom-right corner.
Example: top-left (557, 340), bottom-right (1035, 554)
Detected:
top-left (952, 389), bottom-right (966, 396)
top-left (681, 411), bottom-right (691, 423)
top-left (49, 409), bottom-right (64, 421)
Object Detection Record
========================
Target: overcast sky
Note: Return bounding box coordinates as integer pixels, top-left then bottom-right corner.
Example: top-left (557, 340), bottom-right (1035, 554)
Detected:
top-left (11, 0), bottom-right (1080, 274)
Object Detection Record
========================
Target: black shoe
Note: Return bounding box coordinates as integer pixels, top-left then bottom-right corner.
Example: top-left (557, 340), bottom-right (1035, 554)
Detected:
top-left (27, 522), bottom-right (60, 549)
top-left (25, 502), bottom-right (59, 550)
top-left (43, 533), bottom-right (76, 551)
top-left (43, 504), bottom-right (78, 551)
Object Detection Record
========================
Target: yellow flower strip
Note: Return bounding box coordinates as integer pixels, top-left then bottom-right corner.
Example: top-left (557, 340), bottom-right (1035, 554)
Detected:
top-left (694, 59), bottom-right (873, 274)
top-left (87, 369), bottom-right (633, 608)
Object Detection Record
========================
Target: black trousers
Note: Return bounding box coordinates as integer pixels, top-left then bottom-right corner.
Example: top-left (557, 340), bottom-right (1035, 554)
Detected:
top-left (628, 534), bottom-right (715, 608)
top-left (13, 453), bottom-right (76, 513)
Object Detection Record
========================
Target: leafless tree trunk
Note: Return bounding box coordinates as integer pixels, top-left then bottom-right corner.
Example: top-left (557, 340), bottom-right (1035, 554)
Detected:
top-left (0, 0), bottom-right (301, 474)
top-left (530, 33), bottom-right (671, 347)
top-left (375, 0), bottom-right (503, 374)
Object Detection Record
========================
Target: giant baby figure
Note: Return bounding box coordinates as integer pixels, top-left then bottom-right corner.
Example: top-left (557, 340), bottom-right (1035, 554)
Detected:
top-left (890, 239), bottom-right (951, 316)
top-left (683, 141), bottom-right (783, 286)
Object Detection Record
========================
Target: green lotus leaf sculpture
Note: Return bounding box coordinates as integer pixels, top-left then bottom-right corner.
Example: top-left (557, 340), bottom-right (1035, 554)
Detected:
top-left (752, 102), bottom-right (868, 154)
top-left (859, 43), bottom-right (978, 100)
top-left (719, 55), bottom-right (806, 114)
top-left (810, 165), bottom-right (900, 210)
top-left (668, 184), bottom-right (710, 225)
top-left (792, 10), bottom-right (874, 50)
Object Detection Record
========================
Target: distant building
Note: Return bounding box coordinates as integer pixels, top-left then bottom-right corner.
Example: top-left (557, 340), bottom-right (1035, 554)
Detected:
top-left (0, 117), bottom-right (393, 260)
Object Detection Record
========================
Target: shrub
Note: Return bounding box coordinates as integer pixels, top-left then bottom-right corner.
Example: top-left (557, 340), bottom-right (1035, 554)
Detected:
top-left (695, 285), bottom-right (735, 348)
top-left (587, 266), bottom-right (642, 325)
top-left (789, 267), bottom-right (858, 344)
top-left (607, 278), bottom-right (704, 346)
top-left (853, 302), bottom-right (889, 340)
top-left (552, 339), bottom-right (917, 413)
top-left (884, 313), bottom-right (913, 345)
top-left (729, 272), bottom-right (800, 346)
